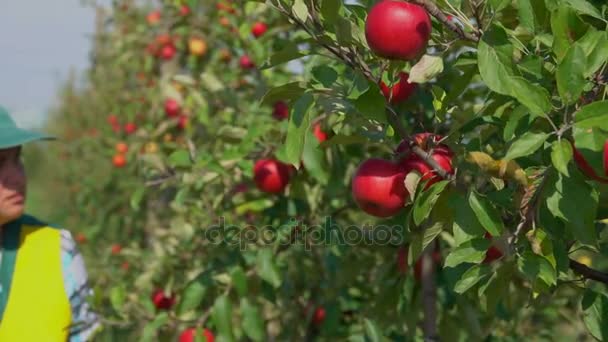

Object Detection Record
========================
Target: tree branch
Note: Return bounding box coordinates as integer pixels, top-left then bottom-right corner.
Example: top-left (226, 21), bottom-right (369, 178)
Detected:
top-left (421, 245), bottom-right (438, 342)
top-left (569, 259), bottom-right (608, 285)
top-left (409, 0), bottom-right (480, 42)
top-left (274, 1), bottom-right (453, 182)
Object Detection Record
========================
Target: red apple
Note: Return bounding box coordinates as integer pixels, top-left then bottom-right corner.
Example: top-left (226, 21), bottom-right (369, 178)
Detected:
top-left (253, 159), bottom-right (293, 194)
top-left (396, 133), bottom-right (453, 189)
top-left (239, 55), bottom-right (255, 69)
top-left (180, 5), bottom-right (191, 16)
top-left (179, 328), bottom-right (215, 342)
top-left (177, 115), bottom-right (188, 130)
top-left (365, 1), bottom-right (431, 60)
top-left (113, 154), bottom-right (126, 168)
top-left (115, 142), bottom-right (128, 154)
top-left (313, 123), bottom-right (327, 143)
top-left (351, 158), bottom-right (408, 217)
top-left (124, 122), bottom-right (137, 135)
top-left (312, 307), bottom-right (326, 326)
top-left (107, 114), bottom-right (119, 125)
top-left (111, 243), bottom-right (122, 255)
top-left (165, 98), bottom-right (181, 117)
top-left (151, 289), bottom-right (176, 310)
top-left (272, 101), bottom-right (289, 120)
top-left (380, 72), bottom-right (416, 104)
top-left (147, 10), bottom-right (161, 25)
top-left (160, 43), bottom-right (177, 60)
top-left (251, 22), bottom-right (268, 38)
top-left (483, 233), bottom-right (503, 263)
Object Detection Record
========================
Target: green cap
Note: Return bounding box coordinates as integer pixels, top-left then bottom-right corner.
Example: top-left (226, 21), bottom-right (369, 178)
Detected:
top-left (0, 106), bottom-right (55, 149)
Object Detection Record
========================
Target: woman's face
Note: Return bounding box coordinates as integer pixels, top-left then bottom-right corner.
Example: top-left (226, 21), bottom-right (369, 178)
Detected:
top-left (0, 147), bottom-right (26, 226)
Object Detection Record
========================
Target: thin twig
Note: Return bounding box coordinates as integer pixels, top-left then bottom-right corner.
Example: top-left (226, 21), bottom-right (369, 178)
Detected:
top-left (409, 0), bottom-right (480, 42)
top-left (569, 259), bottom-right (608, 285)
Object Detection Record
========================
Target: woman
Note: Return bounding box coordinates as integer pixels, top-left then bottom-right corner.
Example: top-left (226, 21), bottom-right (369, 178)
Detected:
top-left (0, 106), bottom-right (99, 341)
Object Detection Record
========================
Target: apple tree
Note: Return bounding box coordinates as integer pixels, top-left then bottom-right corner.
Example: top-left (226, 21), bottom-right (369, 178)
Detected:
top-left (35, 0), bottom-right (608, 340)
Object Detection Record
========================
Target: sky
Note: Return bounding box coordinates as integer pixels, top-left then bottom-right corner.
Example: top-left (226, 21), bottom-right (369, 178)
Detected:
top-left (0, 1), bottom-right (110, 128)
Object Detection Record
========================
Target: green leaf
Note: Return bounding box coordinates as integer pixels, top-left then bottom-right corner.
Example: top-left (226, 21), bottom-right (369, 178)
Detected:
top-left (517, 0), bottom-right (536, 33)
top-left (556, 44), bottom-right (587, 104)
top-left (319, 134), bottom-right (368, 147)
top-left (335, 17), bottom-right (353, 45)
top-left (574, 101), bottom-right (608, 130)
top-left (517, 251), bottom-right (557, 286)
top-left (582, 290), bottom-right (608, 341)
top-left (284, 93), bottom-right (315, 166)
top-left (408, 221), bottom-right (445, 264)
top-left (444, 239), bottom-right (492, 268)
top-left (454, 264), bottom-right (493, 294)
top-left (509, 77), bottom-right (552, 117)
top-left (231, 267), bottom-right (248, 297)
top-left (546, 171), bottom-right (599, 245)
top-left (260, 42), bottom-right (305, 69)
top-left (257, 249), bottom-right (282, 288)
top-left (302, 128), bottom-right (330, 184)
top-left (292, 0), bottom-right (309, 23)
top-left (320, 0), bottom-right (341, 24)
top-left (413, 180), bottom-right (450, 226)
top-left (504, 132), bottom-right (549, 160)
top-left (564, 0), bottom-right (604, 20)
top-left (551, 6), bottom-right (587, 60)
top-left (550, 140), bottom-right (573, 176)
top-left (241, 299), bottom-right (265, 341)
top-left (408, 55), bottom-right (444, 84)
top-left (130, 186), bottom-right (145, 211)
top-left (364, 319), bottom-right (382, 342)
top-left (468, 191), bottom-right (505, 236)
top-left (109, 285), bottom-right (126, 312)
top-left (503, 105), bottom-right (528, 141)
top-left (353, 82), bottom-right (387, 123)
top-left (260, 82), bottom-right (305, 106)
top-left (312, 65), bottom-right (338, 88)
top-left (489, 0), bottom-right (511, 11)
top-left (450, 192), bottom-right (486, 245)
top-left (177, 272), bottom-right (212, 314)
top-left (477, 39), bottom-right (513, 95)
top-left (139, 313), bottom-right (169, 342)
top-left (212, 295), bottom-right (234, 342)
top-left (168, 150), bottom-right (192, 168)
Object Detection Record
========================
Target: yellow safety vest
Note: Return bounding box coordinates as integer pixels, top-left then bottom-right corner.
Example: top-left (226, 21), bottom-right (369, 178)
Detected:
top-left (0, 215), bottom-right (72, 341)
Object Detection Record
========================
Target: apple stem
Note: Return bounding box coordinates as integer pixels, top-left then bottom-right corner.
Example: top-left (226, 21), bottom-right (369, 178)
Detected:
top-left (421, 245), bottom-right (438, 341)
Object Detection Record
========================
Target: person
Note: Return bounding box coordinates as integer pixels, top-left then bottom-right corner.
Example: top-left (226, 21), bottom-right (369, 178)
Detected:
top-left (0, 106), bottom-right (100, 341)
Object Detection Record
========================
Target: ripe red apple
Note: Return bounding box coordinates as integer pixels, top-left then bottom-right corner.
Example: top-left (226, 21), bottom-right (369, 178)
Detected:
top-left (313, 123), bottom-right (327, 143)
top-left (124, 122), bottom-right (137, 135)
top-left (151, 289), bottom-right (176, 310)
top-left (121, 261), bottom-right (130, 271)
top-left (111, 243), bottom-right (122, 255)
top-left (351, 158), bottom-right (408, 217)
top-left (396, 133), bottom-right (453, 189)
top-left (179, 5), bottom-right (191, 16)
top-left (253, 159), bottom-right (293, 194)
top-left (107, 114), bottom-right (119, 125)
top-left (155, 33), bottom-right (172, 45)
top-left (115, 142), bottom-right (128, 154)
top-left (165, 98), bottom-right (181, 117)
top-left (312, 307), bottom-right (326, 326)
top-left (179, 328), bottom-right (215, 342)
top-left (482, 233), bottom-right (503, 263)
top-left (75, 233), bottom-right (87, 244)
top-left (272, 101), bottom-right (289, 120)
top-left (380, 72), bottom-right (416, 104)
top-left (177, 115), bottom-right (188, 130)
top-left (160, 43), bottom-right (177, 60)
top-left (365, 1), bottom-right (431, 60)
top-left (147, 10), bottom-right (161, 25)
top-left (239, 55), bottom-right (255, 69)
top-left (251, 22), bottom-right (268, 38)
top-left (113, 154), bottom-right (126, 168)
